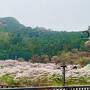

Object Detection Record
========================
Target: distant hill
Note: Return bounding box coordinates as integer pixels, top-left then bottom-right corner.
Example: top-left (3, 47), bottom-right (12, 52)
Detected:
top-left (0, 17), bottom-right (25, 32)
top-left (0, 17), bottom-right (85, 60)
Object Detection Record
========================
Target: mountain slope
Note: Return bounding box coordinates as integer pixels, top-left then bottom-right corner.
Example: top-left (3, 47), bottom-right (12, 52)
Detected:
top-left (0, 17), bottom-right (84, 60)
top-left (0, 17), bottom-right (25, 32)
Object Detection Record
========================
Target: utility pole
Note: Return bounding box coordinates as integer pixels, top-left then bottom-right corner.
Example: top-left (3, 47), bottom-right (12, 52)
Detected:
top-left (61, 64), bottom-right (66, 86)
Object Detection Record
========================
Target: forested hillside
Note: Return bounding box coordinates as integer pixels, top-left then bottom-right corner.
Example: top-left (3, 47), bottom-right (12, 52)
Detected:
top-left (0, 17), bottom-right (86, 60)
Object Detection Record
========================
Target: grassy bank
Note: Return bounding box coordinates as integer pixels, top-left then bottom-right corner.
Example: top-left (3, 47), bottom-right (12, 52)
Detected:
top-left (0, 74), bottom-right (90, 87)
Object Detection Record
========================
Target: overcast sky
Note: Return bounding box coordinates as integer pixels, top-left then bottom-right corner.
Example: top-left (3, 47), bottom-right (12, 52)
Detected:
top-left (0, 0), bottom-right (90, 31)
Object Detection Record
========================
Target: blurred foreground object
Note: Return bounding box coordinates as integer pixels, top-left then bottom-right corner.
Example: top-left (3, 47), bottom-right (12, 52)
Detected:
top-left (81, 26), bottom-right (90, 40)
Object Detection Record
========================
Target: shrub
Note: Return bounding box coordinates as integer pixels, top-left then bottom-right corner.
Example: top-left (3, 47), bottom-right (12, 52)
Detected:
top-left (18, 58), bottom-right (25, 62)
top-left (51, 56), bottom-right (60, 64)
top-left (0, 74), bottom-right (17, 86)
top-left (78, 57), bottom-right (90, 67)
top-left (66, 77), bottom-right (89, 85)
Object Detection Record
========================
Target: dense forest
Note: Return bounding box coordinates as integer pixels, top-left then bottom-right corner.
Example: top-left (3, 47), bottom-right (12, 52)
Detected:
top-left (0, 17), bottom-right (87, 60)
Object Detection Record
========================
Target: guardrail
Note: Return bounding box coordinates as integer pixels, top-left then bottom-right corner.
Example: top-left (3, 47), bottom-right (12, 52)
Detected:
top-left (0, 85), bottom-right (90, 90)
